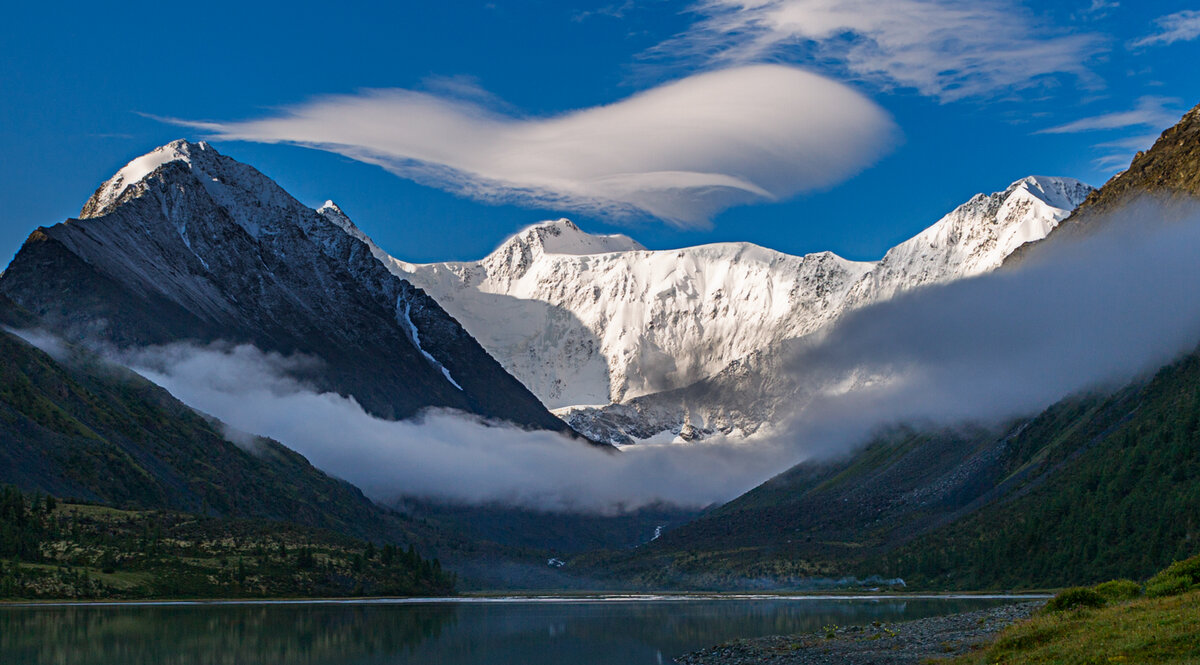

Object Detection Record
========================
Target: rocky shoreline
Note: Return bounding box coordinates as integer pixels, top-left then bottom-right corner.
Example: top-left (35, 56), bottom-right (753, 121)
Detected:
top-left (675, 601), bottom-right (1044, 664)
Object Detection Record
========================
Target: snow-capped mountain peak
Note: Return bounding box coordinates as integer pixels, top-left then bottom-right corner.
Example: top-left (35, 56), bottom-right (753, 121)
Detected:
top-left (1014, 175), bottom-right (1094, 211)
top-left (501, 219), bottom-right (646, 257)
top-left (385, 175), bottom-right (1092, 419)
top-left (316, 200), bottom-right (364, 238)
top-left (843, 175), bottom-right (1092, 305)
top-left (64, 142), bottom-right (1091, 443)
top-left (317, 199), bottom-right (349, 222)
top-left (392, 226), bottom-right (877, 407)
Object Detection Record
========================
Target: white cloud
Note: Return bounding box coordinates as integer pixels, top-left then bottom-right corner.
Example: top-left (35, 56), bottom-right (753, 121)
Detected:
top-left (124, 343), bottom-right (794, 513)
top-left (174, 65), bottom-right (897, 228)
top-left (1080, 0), bottom-right (1118, 20)
top-left (649, 0), bottom-right (1104, 102)
top-left (1089, 133), bottom-right (1160, 169)
top-left (1131, 9), bottom-right (1200, 48)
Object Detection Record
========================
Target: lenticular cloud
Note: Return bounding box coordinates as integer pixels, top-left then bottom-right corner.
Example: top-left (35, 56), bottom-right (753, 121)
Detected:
top-left (174, 65), bottom-right (897, 227)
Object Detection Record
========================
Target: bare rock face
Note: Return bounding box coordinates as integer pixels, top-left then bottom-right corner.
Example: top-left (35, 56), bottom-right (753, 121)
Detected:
top-left (0, 140), bottom-right (577, 435)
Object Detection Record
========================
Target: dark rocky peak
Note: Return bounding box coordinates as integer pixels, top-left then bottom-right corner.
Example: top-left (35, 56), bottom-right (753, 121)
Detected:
top-left (1, 141), bottom-right (583, 436)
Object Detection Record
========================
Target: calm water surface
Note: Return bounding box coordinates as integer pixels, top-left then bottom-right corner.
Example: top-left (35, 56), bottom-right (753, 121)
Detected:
top-left (0, 595), bottom-right (1031, 664)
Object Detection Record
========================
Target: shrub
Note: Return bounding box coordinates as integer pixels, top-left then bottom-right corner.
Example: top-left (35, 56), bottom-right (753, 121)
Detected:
top-left (1145, 574), bottom-right (1191, 598)
top-left (1144, 554), bottom-right (1200, 598)
top-left (1092, 579), bottom-right (1142, 602)
top-left (1045, 587), bottom-right (1106, 612)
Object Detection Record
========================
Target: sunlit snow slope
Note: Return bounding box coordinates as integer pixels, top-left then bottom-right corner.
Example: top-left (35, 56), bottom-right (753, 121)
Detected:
top-left (378, 176), bottom-right (1091, 419)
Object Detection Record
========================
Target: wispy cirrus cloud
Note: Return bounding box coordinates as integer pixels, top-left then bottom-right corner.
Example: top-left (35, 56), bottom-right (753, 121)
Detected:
top-left (1035, 96), bottom-right (1181, 134)
top-left (168, 65), bottom-right (897, 228)
top-left (1035, 96), bottom-right (1182, 170)
top-left (648, 0), bottom-right (1105, 102)
top-left (1131, 9), bottom-right (1200, 48)
top-left (1086, 0), bottom-right (1118, 14)
top-left (1089, 134), bottom-right (1162, 169)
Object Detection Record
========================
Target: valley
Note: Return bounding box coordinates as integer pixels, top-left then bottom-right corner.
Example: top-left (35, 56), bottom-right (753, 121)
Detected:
top-left (9, 2), bottom-right (1200, 663)
top-left (4, 103), bottom-right (1200, 602)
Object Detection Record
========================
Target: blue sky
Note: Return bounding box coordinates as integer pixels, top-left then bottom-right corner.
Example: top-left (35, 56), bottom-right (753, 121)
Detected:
top-left (3, 1), bottom-right (1200, 266)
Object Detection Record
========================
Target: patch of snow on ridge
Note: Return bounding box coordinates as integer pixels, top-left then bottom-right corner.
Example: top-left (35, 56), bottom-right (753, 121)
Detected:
top-left (82, 140), bottom-right (201, 218)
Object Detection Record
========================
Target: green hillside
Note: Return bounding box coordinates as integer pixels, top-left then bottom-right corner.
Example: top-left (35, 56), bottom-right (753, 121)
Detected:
top-left (946, 553), bottom-right (1200, 664)
top-left (582, 349), bottom-right (1200, 592)
top-left (871, 353), bottom-right (1200, 589)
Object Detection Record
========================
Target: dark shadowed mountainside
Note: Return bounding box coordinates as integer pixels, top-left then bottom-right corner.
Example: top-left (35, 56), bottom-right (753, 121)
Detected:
top-left (0, 326), bottom-right (418, 544)
top-left (0, 140), bottom-right (577, 435)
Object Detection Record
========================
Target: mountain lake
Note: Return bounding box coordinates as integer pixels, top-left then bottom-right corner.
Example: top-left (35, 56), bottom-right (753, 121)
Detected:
top-left (0, 594), bottom-right (1041, 664)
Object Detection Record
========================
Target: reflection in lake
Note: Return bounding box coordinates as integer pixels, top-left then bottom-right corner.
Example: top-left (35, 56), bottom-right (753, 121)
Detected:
top-left (0, 596), bottom-right (1020, 664)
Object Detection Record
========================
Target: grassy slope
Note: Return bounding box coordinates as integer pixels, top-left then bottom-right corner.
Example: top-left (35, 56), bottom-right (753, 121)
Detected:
top-left (944, 554), bottom-right (1200, 665)
top-left (949, 593), bottom-right (1200, 664)
top-left (583, 350), bottom-right (1200, 590)
top-left (0, 302), bottom-right (601, 591)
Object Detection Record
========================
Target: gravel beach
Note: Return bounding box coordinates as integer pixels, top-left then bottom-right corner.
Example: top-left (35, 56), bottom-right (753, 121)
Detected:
top-left (674, 601), bottom-right (1044, 665)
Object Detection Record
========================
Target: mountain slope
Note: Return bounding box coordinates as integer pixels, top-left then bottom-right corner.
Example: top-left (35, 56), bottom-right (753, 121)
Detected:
top-left (872, 351), bottom-right (1200, 589)
top-left (574, 390), bottom-right (1135, 588)
top-left (0, 317), bottom-right (639, 590)
top-left (1058, 102), bottom-right (1200, 230)
top-left (578, 353), bottom-right (1200, 589)
top-left (386, 177), bottom-right (1089, 441)
top-left (843, 175), bottom-right (1091, 306)
top-left (575, 102), bottom-right (1200, 590)
top-left (0, 141), bottom-right (573, 434)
